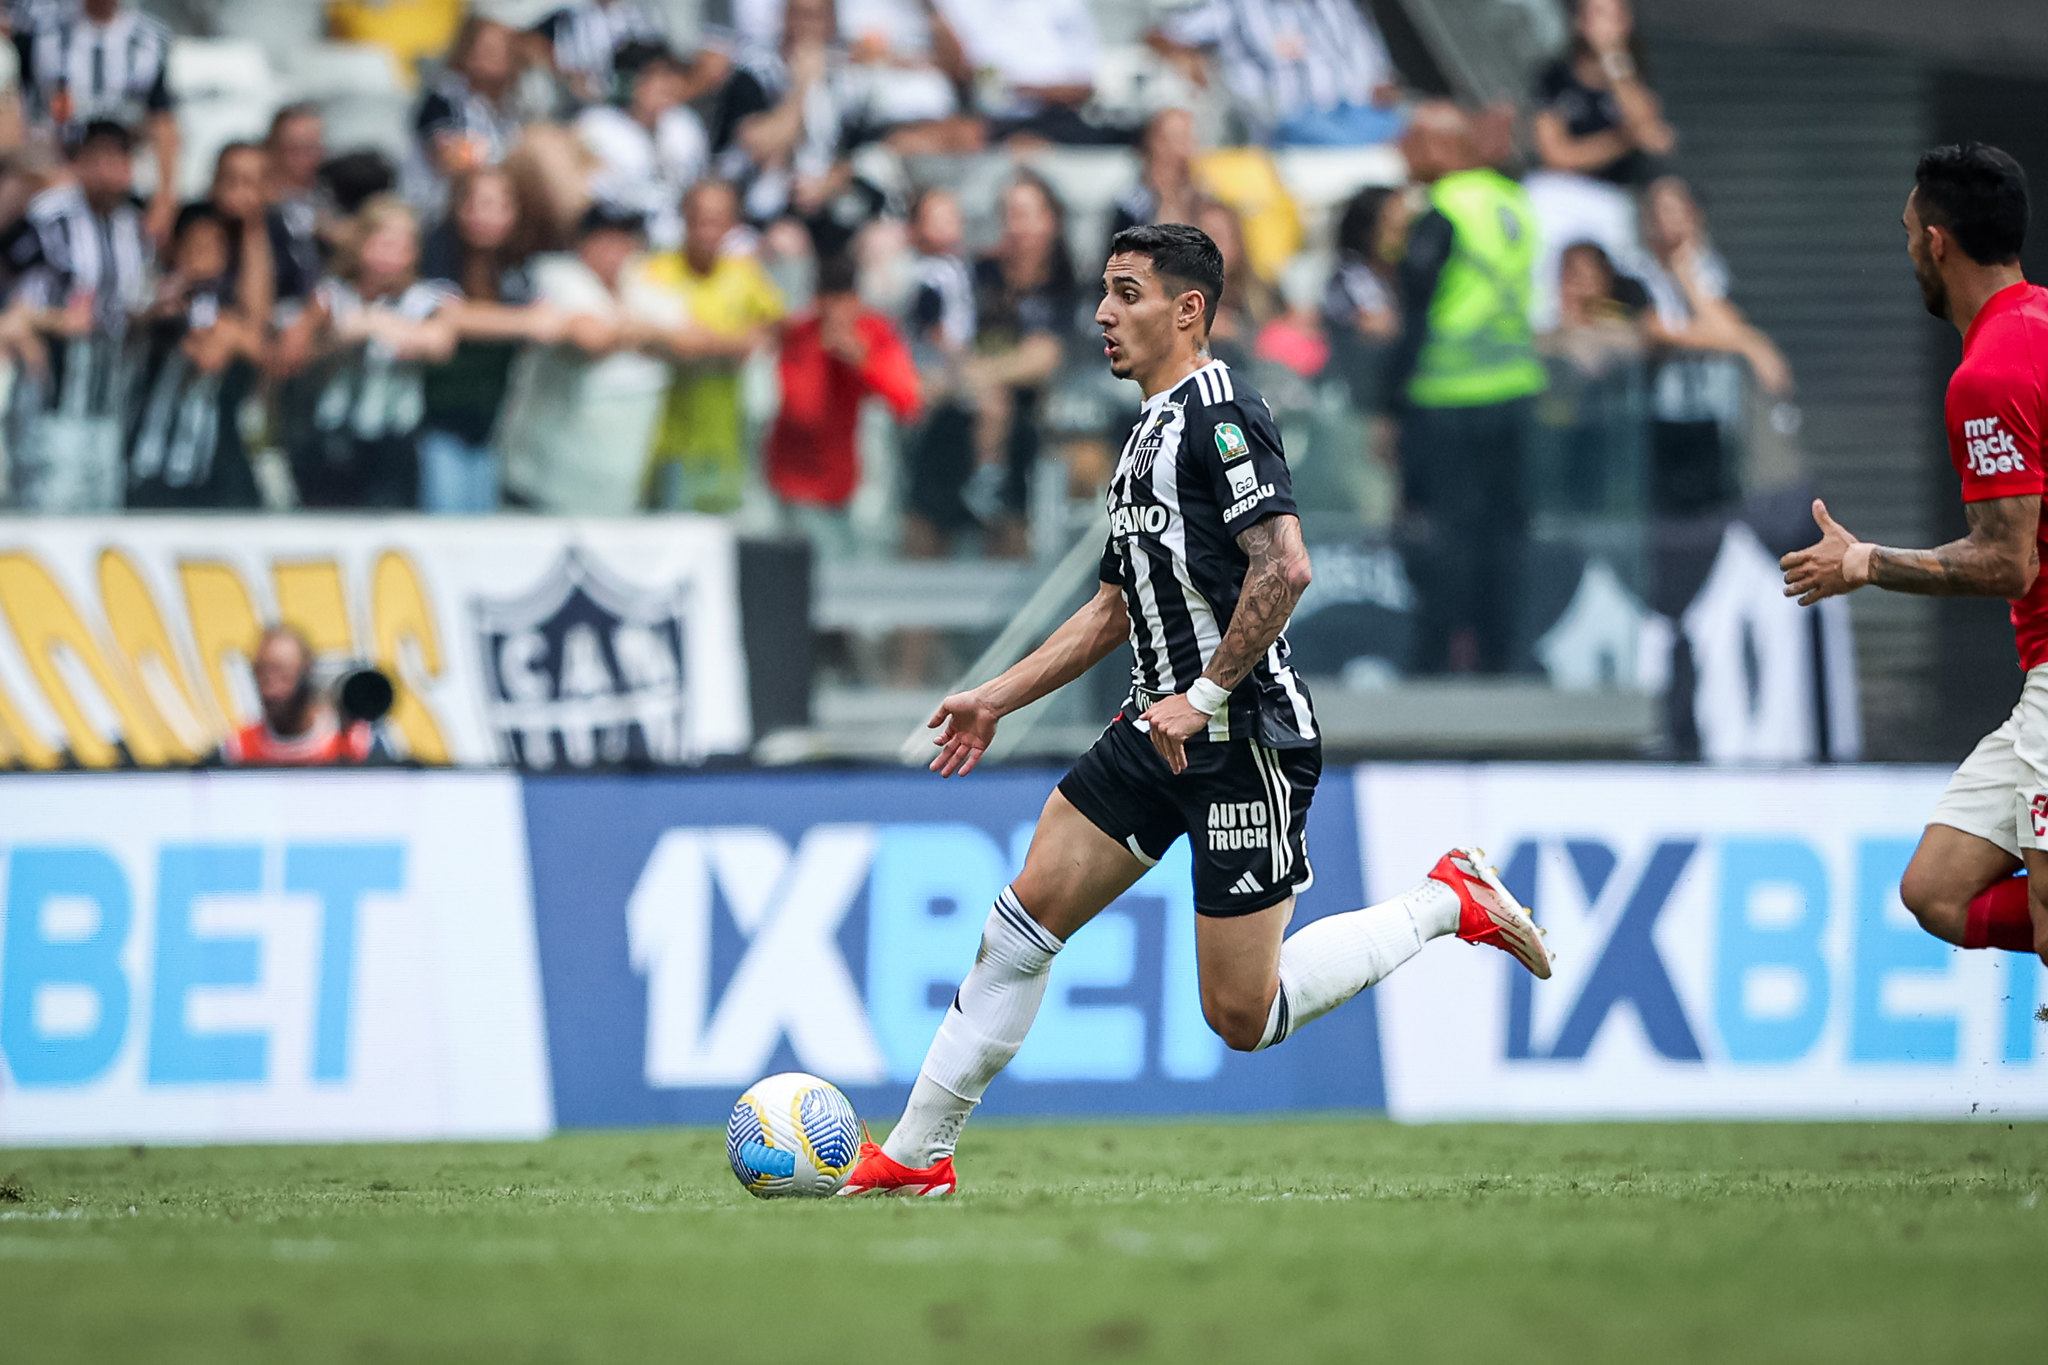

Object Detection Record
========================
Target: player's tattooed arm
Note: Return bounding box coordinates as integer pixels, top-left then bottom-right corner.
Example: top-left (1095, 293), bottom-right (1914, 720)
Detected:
top-left (1865, 495), bottom-right (2041, 597)
top-left (1782, 495), bottom-right (2041, 605)
top-left (1205, 513), bottom-right (1315, 689)
top-left (1142, 514), bottom-right (1313, 775)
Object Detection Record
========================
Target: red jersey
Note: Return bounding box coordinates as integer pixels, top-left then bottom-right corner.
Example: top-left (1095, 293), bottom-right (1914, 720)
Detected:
top-left (1947, 281), bottom-right (2048, 668)
top-left (221, 714), bottom-right (373, 765)
top-left (765, 310), bottom-right (920, 507)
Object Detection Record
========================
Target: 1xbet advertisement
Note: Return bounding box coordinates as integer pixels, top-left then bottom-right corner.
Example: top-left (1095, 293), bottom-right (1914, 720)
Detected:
top-left (3, 765), bottom-right (2045, 1145)
top-left (523, 769), bottom-right (1383, 1126)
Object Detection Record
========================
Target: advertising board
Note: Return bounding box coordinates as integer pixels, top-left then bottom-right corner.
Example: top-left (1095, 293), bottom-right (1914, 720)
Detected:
top-left (1358, 765), bottom-right (2048, 1119)
top-left (523, 768), bottom-right (1384, 1126)
top-left (0, 516), bottom-right (750, 769)
top-left (0, 772), bottom-right (551, 1143)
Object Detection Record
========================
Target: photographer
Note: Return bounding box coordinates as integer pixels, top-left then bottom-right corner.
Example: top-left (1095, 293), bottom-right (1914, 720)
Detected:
top-left (216, 626), bottom-right (382, 767)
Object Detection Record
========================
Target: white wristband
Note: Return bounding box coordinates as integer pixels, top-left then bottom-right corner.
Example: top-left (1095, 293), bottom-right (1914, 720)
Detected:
top-left (1185, 677), bottom-right (1230, 716)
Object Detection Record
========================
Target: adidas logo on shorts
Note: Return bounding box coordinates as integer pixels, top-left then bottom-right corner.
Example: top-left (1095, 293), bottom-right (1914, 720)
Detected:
top-left (1229, 872), bottom-right (1264, 897)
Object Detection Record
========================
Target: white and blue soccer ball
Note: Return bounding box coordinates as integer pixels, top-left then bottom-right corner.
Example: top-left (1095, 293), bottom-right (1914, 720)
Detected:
top-left (726, 1071), bottom-right (863, 1199)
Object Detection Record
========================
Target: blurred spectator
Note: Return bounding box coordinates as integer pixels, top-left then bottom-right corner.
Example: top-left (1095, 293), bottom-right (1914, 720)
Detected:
top-left (404, 15), bottom-right (528, 216)
top-left (966, 172), bottom-right (1076, 557)
top-left (1386, 102), bottom-right (1546, 674)
top-left (218, 625), bottom-right (374, 766)
top-left (900, 185), bottom-right (978, 556)
top-left (274, 195), bottom-right (457, 508)
top-left (1322, 184), bottom-right (1405, 409)
top-left (1195, 198), bottom-right (1271, 371)
top-left (642, 179), bottom-right (785, 513)
top-left (765, 251), bottom-right (919, 546)
top-left (1532, 0), bottom-right (1674, 187)
top-left (1537, 239), bottom-right (1646, 511)
top-left (711, 0), bottom-right (845, 227)
top-left (326, 0), bottom-right (462, 86)
top-left (1544, 239), bottom-right (1643, 380)
top-left (1150, 0), bottom-right (1404, 146)
top-left (418, 167), bottom-right (559, 514)
top-left (1637, 175), bottom-right (1790, 516)
top-left (710, 0), bottom-right (891, 255)
top-left (1323, 185), bottom-right (1402, 343)
top-left (2, 120), bottom-right (153, 512)
top-left (200, 141), bottom-right (277, 331)
top-left (836, 0), bottom-right (977, 151)
top-left (126, 203), bottom-right (263, 508)
top-left (576, 40), bottom-right (708, 253)
top-left (1526, 0), bottom-right (1674, 323)
top-left (531, 0), bottom-right (670, 106)
top-left (499, 203), bottom-right (686, 514)
top-left (265, 104), bottom-right (330, 311)
top-left (935, 0), bottom-right (1118, 145)
top-left (17, 0), bottom-right (179, 241)
top-left (1107, 108), bottom-right (1204, 249)
top-left (319, 148), bottom-right (398, 218)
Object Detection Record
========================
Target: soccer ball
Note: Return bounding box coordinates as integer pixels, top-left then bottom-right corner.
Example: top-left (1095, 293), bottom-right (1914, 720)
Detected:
top-left (726, 1072), bottom-right (863, 1198)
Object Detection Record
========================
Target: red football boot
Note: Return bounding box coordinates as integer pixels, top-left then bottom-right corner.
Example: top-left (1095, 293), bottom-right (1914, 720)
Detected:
top-left (836, 1140), bottom-right (957, 1198)
top-left (1430, 846), bottom-right (1552, 979)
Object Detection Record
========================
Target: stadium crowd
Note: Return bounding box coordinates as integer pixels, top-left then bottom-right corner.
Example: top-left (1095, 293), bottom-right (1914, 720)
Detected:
top-left (0, 0), bottom-right (1793, 673)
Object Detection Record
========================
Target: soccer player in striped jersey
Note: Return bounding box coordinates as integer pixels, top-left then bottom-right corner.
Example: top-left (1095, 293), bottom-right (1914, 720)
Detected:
top-left (841, 223), bottom-right (1552, 1197)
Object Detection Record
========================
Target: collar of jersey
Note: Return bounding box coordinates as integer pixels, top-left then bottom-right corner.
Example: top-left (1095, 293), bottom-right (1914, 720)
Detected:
top-left (1143, 358), bottom-right (1230, 414)
top-left (1964, 280), bottom-right (2040, 353)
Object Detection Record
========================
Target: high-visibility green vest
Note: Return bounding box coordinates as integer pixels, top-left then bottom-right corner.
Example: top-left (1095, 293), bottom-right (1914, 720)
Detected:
top-left (1408, 169), bottom-right (1547, 408)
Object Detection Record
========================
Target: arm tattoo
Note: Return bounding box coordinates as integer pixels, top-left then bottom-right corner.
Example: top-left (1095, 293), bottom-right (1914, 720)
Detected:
top-left (1205, 515), bottom-right (1309, 690)
top-left (1868, 495), bottom-right (2040, 597)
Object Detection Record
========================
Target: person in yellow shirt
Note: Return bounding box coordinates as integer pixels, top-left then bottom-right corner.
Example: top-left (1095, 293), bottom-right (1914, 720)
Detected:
top-left (640, 178), bottom-right (784, 513)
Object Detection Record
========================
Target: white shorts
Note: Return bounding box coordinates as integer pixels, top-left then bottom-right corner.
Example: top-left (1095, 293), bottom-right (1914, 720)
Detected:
top-left (1930, 666), bottom-right (2048, 857)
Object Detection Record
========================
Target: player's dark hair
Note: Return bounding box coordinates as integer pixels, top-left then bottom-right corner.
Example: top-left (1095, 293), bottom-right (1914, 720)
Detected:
top-left (1108, 222), bottom-right (1226, 331)
top-left (1915, 142), bottom-right (2028, 266)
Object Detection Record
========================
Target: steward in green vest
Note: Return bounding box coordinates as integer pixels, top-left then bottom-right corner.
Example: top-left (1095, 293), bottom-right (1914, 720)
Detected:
top-left (1386, 102), bottom-right (1546, 675)
top-left (1404, 168), bottom-right (1546, 408)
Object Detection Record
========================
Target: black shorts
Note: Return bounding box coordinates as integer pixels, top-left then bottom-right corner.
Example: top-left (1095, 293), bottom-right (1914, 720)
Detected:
top-left (1058, 713), bottom-right (1320, 917)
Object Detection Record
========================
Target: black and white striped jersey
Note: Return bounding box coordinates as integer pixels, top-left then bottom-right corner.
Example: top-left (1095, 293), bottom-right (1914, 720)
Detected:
top-left (1, 180), bottom-right (151, 417)
top-left (16, 6), bottom-right (174, 139)
top-left (1100, 357), bottom-right (1319, 749)
top-left (534, 0), bottom-right (667, 96)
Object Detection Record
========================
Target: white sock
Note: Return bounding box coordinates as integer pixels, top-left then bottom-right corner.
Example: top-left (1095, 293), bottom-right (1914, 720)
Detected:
top-left (1254, 876), bottom-right (1461, 1050)
top-left (882, 886), bottom-right (1063, 1166)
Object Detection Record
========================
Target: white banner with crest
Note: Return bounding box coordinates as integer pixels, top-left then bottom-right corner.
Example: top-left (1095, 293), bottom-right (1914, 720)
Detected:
top-left (0, 516), bottom-right (750, 768)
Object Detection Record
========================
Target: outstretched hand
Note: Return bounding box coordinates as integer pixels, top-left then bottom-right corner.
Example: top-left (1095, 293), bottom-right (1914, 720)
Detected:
top-left (1780, 498), bottom-right (1870, 606)
top-left (927, 688), bottom-right (999, 778)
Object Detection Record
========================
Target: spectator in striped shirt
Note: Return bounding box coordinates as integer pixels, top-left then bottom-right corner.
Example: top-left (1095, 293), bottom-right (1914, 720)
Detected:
top-left (2, 118), bottom-right (153, 511)
top-left (16, 0), bottom-right (179, 240)
top-left (1150, 0), bottom-right (1405, 147)
top-left (533, 0), bottom-right (727, 109)
top-left (404, 15), bottom-right (528, 217)
top-left (273, 195), bottom-right (459, 508)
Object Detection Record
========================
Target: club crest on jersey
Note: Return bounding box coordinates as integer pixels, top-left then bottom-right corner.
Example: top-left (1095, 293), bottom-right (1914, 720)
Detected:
top-left (1215, 423), bottom-right (1250, 462)
top-left (1128, 400), bottom-right (1181, 479)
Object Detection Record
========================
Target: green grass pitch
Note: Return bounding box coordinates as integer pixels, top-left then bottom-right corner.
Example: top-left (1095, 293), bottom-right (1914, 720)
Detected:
top-left (2, 1119), bottom-right (2045, 1363)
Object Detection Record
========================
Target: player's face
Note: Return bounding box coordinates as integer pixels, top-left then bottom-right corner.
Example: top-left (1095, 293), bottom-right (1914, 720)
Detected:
top-left (1097, 252), bottom-right (1172, 381)
top-left (1904, 190), bottom-right (1949, 322)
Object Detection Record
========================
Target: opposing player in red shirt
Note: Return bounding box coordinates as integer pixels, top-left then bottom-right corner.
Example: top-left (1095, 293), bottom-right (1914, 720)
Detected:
top-left (1782, 142), bottom-right (2047, 964)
